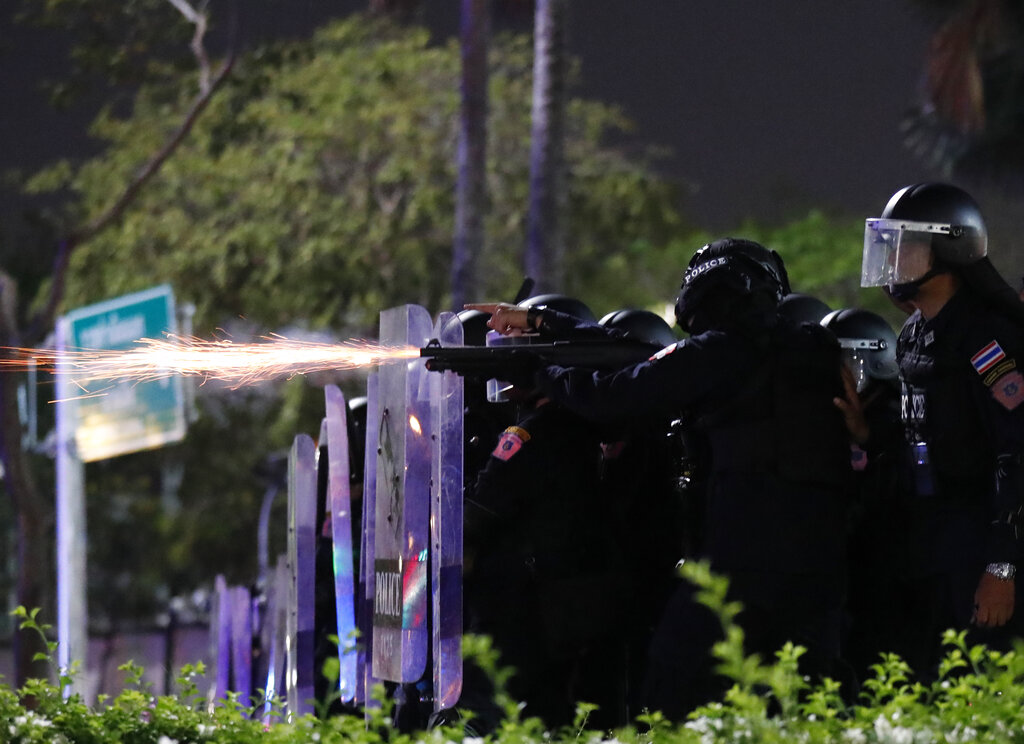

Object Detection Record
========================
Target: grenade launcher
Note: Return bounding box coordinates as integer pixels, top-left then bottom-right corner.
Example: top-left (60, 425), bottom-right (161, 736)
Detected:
top-left (419, 337), bottom-right (662, 379)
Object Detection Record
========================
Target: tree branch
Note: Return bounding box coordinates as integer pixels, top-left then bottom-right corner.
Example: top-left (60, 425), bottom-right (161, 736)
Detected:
top-left (0, 268), bottom-right (19, 347)
top-left (25, 50), bottom-right (236, 346)
top-left (166, 0), bottom-right (213, 94)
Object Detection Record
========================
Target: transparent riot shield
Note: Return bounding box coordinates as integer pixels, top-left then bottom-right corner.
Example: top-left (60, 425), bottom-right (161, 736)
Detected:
top-left (431, 312), bottom-right (464, 710)
top-left (357, 371), bottom-right (380, 706)
top-left (263, 554), bottom-right (289, 722)
top-left (209, 574), bottom-right (231, 705)
top-left (286, 433), bottom-right (318, 718)
top-left (229, 585), bottom-right (253, 707)
top-left (324, 385), bottom-right (358, 702)
top-left (372, 305), bottom-right (433, 683)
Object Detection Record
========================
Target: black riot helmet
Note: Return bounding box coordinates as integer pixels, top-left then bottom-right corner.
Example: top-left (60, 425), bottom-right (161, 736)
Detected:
top-left (821, 308), bottom-right (898, 392)
top-left (862, 183), bottom-right (1024, 324)
top-left (861, 183), bottom-right (987, 289)
top-left (881, 183), bottom-right (987, 265)
top-left (520, 293), bottom-right (597, 323)
top-left (778, 293), bottom-right (832, 326)
top-left (599, 308), bottom-right (678, 348)
top-left (483, 293), bottom-right (596, 403)
top-left (674, 238), bottom-right (790, 333)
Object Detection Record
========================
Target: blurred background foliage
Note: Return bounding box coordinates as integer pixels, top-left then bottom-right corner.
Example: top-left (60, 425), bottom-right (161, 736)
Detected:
top-left (25, 17), bottom-right (690, 332)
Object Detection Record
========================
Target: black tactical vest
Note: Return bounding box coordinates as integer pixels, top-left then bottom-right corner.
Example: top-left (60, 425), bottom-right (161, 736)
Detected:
top-left (698, 324), bottom-right (851, 488)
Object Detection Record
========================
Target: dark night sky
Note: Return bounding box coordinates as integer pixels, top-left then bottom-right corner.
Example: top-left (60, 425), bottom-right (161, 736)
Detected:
top-left (1, 1), bottom-right (1014, 243)
top-left (562, 0), bottom-right (936, 227)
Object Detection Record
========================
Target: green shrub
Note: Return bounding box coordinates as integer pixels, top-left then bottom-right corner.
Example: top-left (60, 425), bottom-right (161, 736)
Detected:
top-left (6, 563), bottom-right (1024, 743)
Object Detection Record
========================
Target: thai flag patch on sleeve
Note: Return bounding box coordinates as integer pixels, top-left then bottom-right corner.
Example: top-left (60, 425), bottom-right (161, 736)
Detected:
top-left (971, 341), bottom-right (1006, 375)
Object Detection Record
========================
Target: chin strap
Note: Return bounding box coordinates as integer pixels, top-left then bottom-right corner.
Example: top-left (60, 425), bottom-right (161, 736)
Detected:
top-left (888, 267), bottom-right (947, 302)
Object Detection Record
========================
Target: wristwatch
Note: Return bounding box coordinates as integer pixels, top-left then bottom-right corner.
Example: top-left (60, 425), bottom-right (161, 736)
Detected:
top-left (525, 305), bottom-right (545, 331)
top-left (985, 562), bottom-right (1017, 581)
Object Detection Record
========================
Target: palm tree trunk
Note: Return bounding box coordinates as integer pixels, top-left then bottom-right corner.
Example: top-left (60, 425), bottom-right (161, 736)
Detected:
top-left (524, 0), bottom-right (568, 293)
top-left (451, 0), bottom-right (491, 310)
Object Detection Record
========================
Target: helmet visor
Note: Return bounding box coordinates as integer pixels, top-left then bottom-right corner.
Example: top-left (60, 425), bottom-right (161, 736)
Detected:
top-left (840, 349), bottom-right (870, 393)
top-left (838, 337), bottom-right (889, 391)
top-left (861, 218), bottom-right (951, 287)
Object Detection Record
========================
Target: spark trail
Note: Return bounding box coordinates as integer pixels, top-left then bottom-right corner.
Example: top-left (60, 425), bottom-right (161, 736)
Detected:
top-left (0, 334), bottom-right (422, 389)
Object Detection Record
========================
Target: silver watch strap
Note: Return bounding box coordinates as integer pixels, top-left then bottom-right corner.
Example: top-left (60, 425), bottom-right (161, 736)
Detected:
top-left (985, 562), bottom-right (1017, 580)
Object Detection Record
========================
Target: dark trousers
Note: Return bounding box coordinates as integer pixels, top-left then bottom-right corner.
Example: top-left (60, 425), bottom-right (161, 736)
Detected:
top-left (462, 571), bottom-right (627, 731)
top-left (642, 571), bottom-right (843, 721)
top-left (899, 568), bottom-right (1024, 684)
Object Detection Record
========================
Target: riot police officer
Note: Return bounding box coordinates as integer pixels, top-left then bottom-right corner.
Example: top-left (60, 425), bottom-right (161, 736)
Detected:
top-left (595, 309), bottom-right (682, 722)
top-left (471, 238), bottom-right (853, 720)
top-left (859, 183), bottom-right (1024, 679)
top-left (821, 307), bottom-right (907, 687)
top-left (459, 295), bottom-right (628, 731)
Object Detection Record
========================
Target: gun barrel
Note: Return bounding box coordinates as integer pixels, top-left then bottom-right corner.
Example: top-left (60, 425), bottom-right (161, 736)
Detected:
top-left (420, 344), bottom-right (529, 374)
top-left (419, 338), bottom-right (661, 376)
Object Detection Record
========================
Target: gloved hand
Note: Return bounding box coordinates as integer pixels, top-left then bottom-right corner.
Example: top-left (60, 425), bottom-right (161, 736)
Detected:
top-left (973, 572), bottom-right (1015, 628)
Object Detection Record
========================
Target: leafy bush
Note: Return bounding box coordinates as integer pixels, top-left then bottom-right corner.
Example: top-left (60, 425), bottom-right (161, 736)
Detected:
top-left (6, 563), bottom-right (1024, 743)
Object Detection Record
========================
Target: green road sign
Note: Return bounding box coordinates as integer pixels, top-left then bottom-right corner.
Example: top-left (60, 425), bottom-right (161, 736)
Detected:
top-left (61, 284), bottom-right (186, 462)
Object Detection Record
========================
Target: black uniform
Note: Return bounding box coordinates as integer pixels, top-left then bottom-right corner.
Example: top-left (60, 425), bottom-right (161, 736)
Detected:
top-left (843, 380), bottom-right (911, 688)
top-left (599, 420), bottom-right (683, 722)
top-left (461, 402), bottom-right (626, 730)
top-left (895, 288), bottom-right (1024, 675)
top-left (535, 315), bottom-right (852, 719)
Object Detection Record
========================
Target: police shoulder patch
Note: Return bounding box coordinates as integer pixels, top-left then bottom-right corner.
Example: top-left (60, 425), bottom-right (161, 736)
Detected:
top-left (991, 370), bottom-right (1024, 411)
top-left (650, 342), bottom-right (679, 362)
top-left (492, 425), bottom-right (531, 461)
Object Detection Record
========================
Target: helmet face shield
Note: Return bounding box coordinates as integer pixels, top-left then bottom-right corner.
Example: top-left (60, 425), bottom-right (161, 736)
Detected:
top-left (841, 349), bottom-right (870, 393)
top-left (861, 218), bottom-right (947, 287)
top-left (484, 330), bottom-right (540, 403)
top-left (822, 307), bottom-right (899, 387)
top-left (838, 338), bottom-right (889, 392)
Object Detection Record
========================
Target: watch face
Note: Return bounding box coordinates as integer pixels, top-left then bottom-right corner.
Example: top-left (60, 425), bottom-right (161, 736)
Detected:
top-left (988, 563), bottom-right (1016, 580)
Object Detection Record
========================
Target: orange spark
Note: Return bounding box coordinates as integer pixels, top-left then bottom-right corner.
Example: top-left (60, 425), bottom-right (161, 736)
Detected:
top-left (0, 334), bottom-right (422, 389)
